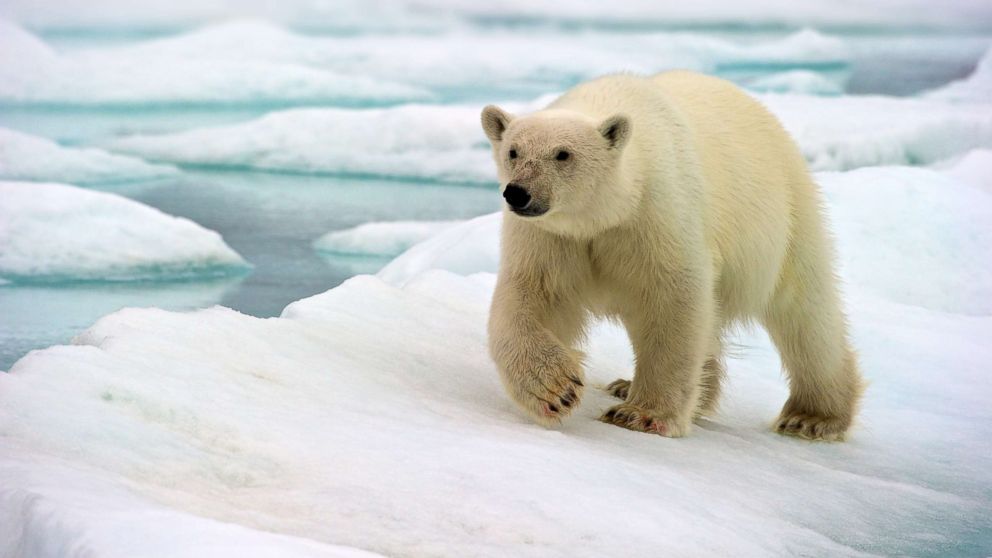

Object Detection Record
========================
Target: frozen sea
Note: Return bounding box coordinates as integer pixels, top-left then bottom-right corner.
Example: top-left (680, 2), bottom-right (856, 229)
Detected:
top-left (1, 1), bottom-right (991, 556)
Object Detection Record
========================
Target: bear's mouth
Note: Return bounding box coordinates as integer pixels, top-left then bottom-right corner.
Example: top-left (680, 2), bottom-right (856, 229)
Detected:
top-left (510, 205), bottom-right (548, 217)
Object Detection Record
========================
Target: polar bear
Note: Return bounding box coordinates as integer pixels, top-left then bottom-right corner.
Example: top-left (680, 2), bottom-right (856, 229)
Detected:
top-left (482, 71), bottom-right (864, 440)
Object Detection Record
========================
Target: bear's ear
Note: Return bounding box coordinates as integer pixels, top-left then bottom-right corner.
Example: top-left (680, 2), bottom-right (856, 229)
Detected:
top-left (481, 105), bottom-right (513, 143)
top-left (599, 114), bottom-right (631, 150)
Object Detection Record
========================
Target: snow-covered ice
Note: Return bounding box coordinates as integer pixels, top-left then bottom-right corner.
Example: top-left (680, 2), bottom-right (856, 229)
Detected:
top-left (0, 20), bottom-right (855, 106)
top-left (763, 93), bottom-right (992, 170)
top-left (377, 213), bottom-right (500, 286)
top-left (111, 90), bottom-right (992, 182)
top-left (0, 181), bottom-right (249, 283)
top-left (742, 70), bottom-right (844, 95)
top-left (925, 46), bottom-right (992, 103)
top-left (0, 127), bottom-right (177, 184)
top-left (0, 20), bottom-right (430, 106)
top-left (936, 148), bottom-right (992, 192)
top-left (110, 105), bottom-right (496, 184)
top-left (314, 221), bottom-right (461, 258)
top-left (2, 163), bottom-right (990, 556)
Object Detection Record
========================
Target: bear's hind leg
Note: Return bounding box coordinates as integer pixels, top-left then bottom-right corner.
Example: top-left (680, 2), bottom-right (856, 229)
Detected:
top-left (763, 239), bottom-right (864, 441)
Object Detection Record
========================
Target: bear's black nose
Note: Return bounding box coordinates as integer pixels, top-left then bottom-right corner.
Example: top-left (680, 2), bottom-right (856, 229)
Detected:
top-left (503, 184), bottom-right (531, 209)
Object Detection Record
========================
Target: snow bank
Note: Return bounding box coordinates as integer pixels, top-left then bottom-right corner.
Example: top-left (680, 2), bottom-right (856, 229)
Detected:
top-left (936, 148), bottom-right (992, 192)
top-left (925, 46), bottom-right (992, 103)
top-left (0, 127), bottom-right (177, 184)
top-left (821, 167), bottom-right (992, 315)
top-left (0, 181), bottom-right (249, 282)
top-left (0, 20), bottom-right (430, 106)
top-left (0, 263), bottom-right (989, 555)
top-left (377, 213), bottom-right (500, 286)
top-left (111, 90), bottom-right (992, 182)
top-left (381, 167), bottom-right (992, 316)
top-left (762, 93), bottom-right (992, 171)
top-left (314, 221), bottom-right (461, 257)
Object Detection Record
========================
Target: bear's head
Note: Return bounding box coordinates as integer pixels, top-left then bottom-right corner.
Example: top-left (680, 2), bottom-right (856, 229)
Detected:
top-left (481, 105), bottom-right (640, 237)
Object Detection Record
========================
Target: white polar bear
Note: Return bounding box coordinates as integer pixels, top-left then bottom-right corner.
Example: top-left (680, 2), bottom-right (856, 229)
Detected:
top-left (482, 71), bottom-right (864, 440)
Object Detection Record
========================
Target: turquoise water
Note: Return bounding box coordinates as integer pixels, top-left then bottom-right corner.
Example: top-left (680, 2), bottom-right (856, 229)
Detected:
top-left (0, 25), bottom-right (988, 372)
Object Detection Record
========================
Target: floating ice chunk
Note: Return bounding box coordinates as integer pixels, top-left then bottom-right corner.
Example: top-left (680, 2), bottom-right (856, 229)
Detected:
top-left (821, 166), bottom-right (992, 315)
top-left (315, 221), bottom-right (462, 258)
top-left (0, 127), bottom-right (177, 184)
top-left (934, 148), bottom-right (992, 193)
top-left (0, 19), bottom-right (852, 106)
top-left (762, 93), bottom-right (992, 170)
top-left (0, 266), bottom-right (989, 555)
top-left (0, 181), bottom-right (249, 282)
top-left (0, 20), bottom-right (430, 106)
top-left (113, 90), bottom-right (992, 183)
top-left (111, 104), bottom-right (494, 184)
top-left (743, 70), bottom-right (843, 95)
top-left (925, 46), bottom-right (992, 103)
top-left (378, 213), bottom-right (500, 286)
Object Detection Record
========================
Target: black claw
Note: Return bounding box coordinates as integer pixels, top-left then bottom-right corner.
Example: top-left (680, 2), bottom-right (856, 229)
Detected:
top-left (560, 397), bottom-right (572, 408)
top-left (605, 409), bottom-right (617, 420)
top-left (570, 376), bottom-right (583, 387)
top-left (548, 403), bottom-right (559, 413)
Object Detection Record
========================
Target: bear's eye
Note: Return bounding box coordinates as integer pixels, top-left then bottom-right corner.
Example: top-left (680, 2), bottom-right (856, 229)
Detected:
top-left (508, 149), bottom-right (517, 160)
top-left (556, 150), bottom-right (570, 161)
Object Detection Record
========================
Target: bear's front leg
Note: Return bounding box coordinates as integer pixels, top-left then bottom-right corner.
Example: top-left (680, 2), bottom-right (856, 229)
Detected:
top-left (600, 272), bottom-right (713, 438)
top-left (488, 275), bottom-right (586, 426)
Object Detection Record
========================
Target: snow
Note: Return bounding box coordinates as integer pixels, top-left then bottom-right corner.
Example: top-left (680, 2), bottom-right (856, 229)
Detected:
top-left (314, 221), bottom-right (461, 258)
top-left (110, 104), bottom-right (495, 184)
top-left (1, 259), bottom-right (990, 555)
top-left (0, 127), bottom-right (177, 184)
top-left (0, 20), bottom-right (431, 106)
top-left (743, 70), bottom-right (843, 95)
top-left (925, 46), bottom-right (992, 103)
top-left (935, 148), bottom-right (992, 192)
top-left (111, 90), bottom-right (992, 183)
top-left (821, 167), bottom-right (992, 315)
top-left (762, 93), bottom-right (992, 171)
top-left (378, 213), bottom-right (500, 286)
top-left (0, 20), bottom-right (853, 106)
top-left (0, 181), bottom-right (249, 283)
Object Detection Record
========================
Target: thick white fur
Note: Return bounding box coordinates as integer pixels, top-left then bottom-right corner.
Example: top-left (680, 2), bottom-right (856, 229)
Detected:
top-left (482, 71), bottom-right (864, 440)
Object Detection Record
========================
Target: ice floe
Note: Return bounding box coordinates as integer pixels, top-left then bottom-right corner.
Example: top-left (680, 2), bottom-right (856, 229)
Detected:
top-left (0, 261), bottom-right (988, 555)
top-left (0, 20), bottom-right (431, 107)
top-left (314, 221), bottom-right (462, 258)
top-left (112, 90), bottom-right (992, 182)
top-left (925, 46), bottom-right (992, 103)
top-left (0, 181), bottom-right (249, 282)
top-left (0, 20), bottom-right (854, 106)
top-left (0, 127), bottom-right (177, 184)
